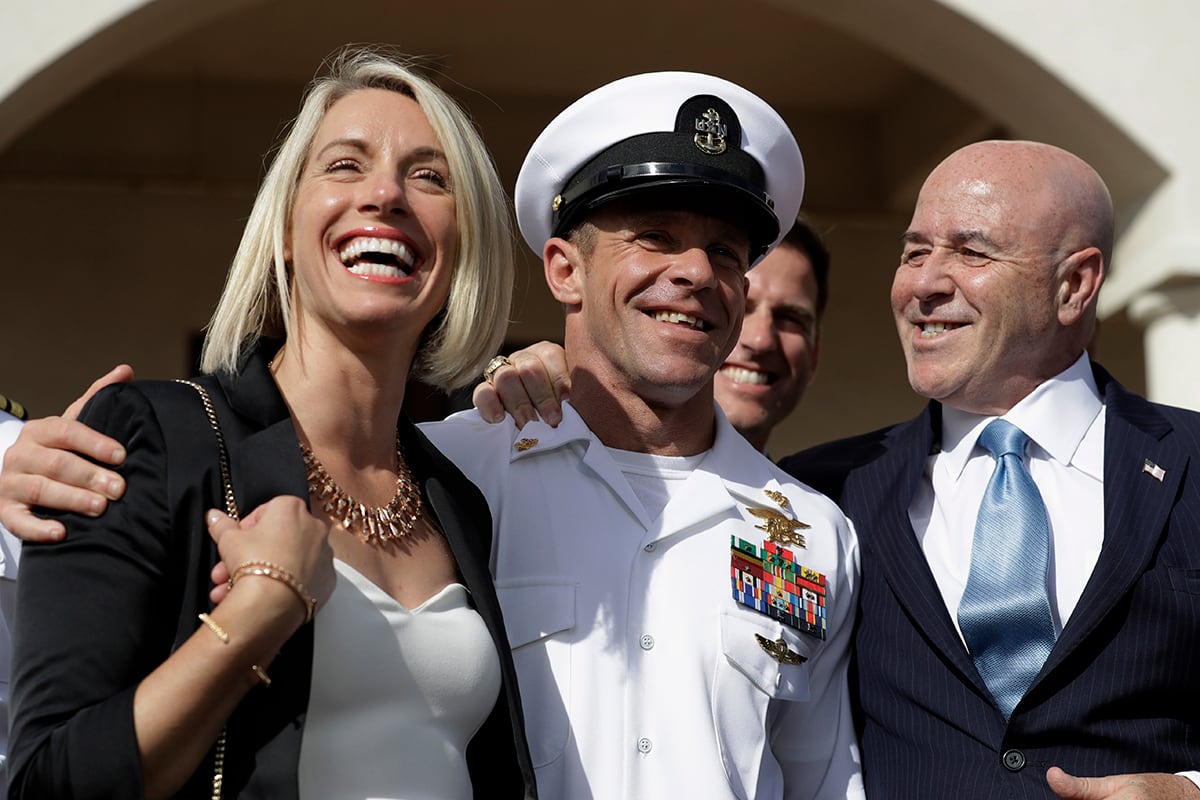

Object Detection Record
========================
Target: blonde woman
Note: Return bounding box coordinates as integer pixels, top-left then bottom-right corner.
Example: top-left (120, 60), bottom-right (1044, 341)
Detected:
top-left (8, 47), bottom-right (535, 800)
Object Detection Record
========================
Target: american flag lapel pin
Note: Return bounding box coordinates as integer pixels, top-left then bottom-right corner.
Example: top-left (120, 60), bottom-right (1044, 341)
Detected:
top-left (1142, 458), bottom-right (1166, 482)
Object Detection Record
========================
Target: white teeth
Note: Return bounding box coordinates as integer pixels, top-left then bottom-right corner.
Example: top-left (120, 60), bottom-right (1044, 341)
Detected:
top-left (347, 262), bottom-right (406, 279)
top-left (920, 322), bottom-right (960, 338)
top-left (720, 366), bottom-right (769, 385)
top-left (651, 311), bottom-right (706, 330)
top-left (338, 236), bottom-right (416, 271)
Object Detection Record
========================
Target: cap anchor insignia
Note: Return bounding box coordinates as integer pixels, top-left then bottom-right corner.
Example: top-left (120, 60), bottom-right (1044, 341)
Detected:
top-left (694, 108), bottom-right (727, 155)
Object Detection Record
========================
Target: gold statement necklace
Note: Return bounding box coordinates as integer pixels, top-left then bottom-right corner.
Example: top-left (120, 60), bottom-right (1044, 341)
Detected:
top-left (270, 352), bottom-right (423, 545)
top-left (300, 429), bottom-right (424, 546)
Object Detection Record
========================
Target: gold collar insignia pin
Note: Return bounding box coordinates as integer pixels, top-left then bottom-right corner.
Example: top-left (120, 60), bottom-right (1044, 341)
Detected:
top-left (764, 489), bottom-right (790, 509)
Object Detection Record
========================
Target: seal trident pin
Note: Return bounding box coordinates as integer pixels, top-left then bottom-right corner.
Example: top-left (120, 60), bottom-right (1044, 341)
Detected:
top-left (748, 507), bottom-right (810, 548)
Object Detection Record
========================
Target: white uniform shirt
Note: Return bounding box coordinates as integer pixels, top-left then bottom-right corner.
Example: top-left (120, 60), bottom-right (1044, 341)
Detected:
top-left (424, 403), bottom-right (863, 800)
top-left (0, 410), bottom-right (24, 790)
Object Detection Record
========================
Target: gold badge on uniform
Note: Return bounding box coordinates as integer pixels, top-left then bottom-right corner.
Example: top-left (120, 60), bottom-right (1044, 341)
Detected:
top-left (748, 507), bottom-right (809, 548)
top-left (693, 108), bottom-right (727, 155)
top-left (763, 489), bottom-right (790, 509)
top-left (754, 634), bottom-right (806, 665)
top-left (514, 438), bottom-right (538, 452)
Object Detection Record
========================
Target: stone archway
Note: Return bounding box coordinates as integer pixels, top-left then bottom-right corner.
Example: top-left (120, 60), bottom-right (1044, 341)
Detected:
top-left (0, 0), bottom-right (263, 149)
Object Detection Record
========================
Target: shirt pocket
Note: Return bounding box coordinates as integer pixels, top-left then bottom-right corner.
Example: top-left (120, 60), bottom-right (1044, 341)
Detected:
top-left (712, 609), bottom-right (816, 799)
top-left (495, 580), bottom-right (576, 770)
top-left (720, 608), bottom-right (814, 701)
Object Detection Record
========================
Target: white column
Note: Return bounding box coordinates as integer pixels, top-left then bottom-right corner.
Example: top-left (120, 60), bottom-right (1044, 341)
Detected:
top-left (1128, 283), bottom-right (1200, 412)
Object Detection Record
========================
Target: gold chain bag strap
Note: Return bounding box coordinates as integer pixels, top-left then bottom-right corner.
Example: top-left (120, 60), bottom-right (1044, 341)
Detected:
top-left (176, 379), bottom-right (237, 800)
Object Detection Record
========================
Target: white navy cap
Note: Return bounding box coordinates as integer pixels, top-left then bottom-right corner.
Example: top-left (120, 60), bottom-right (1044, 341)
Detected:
top-left (515, 71), bottom-right (804, 263)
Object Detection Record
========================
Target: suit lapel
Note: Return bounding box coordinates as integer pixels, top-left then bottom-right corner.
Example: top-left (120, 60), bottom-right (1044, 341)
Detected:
top-left (1042, 371), bottom-right (1184, 672)
top-left (864, 406), bottom-right (994, 694)
top-left (231, 420), bottom-right (310, 509)
top-left (213, 343), bottom-right (309, 509)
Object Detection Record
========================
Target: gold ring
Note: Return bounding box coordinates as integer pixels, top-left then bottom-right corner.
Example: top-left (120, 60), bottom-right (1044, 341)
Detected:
top-left (483, 355), bottom-right (513, 384)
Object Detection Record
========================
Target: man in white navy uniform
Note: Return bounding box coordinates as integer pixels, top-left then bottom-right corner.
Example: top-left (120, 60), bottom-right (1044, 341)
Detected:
top-left (421, 73), bottom-right (862, 799)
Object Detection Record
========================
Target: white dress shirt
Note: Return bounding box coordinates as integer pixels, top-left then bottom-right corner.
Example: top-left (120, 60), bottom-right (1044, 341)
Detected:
top-left (909, 352), bottom-right (1105, 639)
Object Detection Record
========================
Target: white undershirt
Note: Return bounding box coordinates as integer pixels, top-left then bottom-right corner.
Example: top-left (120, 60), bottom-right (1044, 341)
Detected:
top-left (909, 352), bottom-right (1105, 642)
top-left (606, 447), bottom-right (708, 521)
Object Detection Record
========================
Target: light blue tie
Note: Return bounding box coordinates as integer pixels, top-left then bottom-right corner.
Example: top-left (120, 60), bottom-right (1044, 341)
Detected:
top-left (958, 419), bottom-right (1057, 719)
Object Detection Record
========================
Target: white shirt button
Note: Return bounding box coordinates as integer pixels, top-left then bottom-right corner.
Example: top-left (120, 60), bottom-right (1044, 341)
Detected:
top-left (639, 634), bottom-right (655, 650)
top-left (637, 737), bottom-right (653, 754)
top-left (643, 543), bottom-right (655, 552)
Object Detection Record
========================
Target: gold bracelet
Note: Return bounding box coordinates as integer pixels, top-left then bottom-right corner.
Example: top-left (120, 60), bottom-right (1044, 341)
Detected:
top-left (200, 613), bottom-right (273, 687)
top-left (231, 560), bottom-right (318, 623)
top-left (250, 664), bottom-right (272, 687)
top-left (198, 612), bottom-right (230, 644)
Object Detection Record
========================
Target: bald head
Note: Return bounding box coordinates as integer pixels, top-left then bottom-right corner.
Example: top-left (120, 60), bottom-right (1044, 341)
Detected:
top-left (892, 140), bottom-right (1112, 414)
top-left (927, 140), bottom-right (1113, 266)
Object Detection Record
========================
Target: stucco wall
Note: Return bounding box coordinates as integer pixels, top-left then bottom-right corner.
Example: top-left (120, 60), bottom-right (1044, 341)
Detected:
top-left (0, 0), bottom-right (1184, 452)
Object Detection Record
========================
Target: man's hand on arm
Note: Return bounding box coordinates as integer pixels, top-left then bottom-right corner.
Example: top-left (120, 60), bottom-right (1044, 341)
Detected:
top-left (0, 365), bottom-right (134, 542)
top-left (471, 340), bottom-right (571, 428)
top-left (1047, 766), bottom-right (1200, 799)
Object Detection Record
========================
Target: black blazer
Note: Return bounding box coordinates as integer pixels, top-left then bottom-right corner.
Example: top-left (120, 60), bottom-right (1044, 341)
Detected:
top-left (780, 364), bottom-right (1200, 800)
top-left (9, 342), bottom-right (536, 799)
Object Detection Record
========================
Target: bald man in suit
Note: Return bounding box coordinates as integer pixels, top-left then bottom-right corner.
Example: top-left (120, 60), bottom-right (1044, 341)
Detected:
top-left (780, 140), bottom-right (1200, 800)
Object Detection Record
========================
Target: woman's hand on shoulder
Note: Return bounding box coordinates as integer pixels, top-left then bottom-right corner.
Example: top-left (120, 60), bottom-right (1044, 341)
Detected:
top-left (0, 365), bottom-right (134, 542)
top-left (206, 497), bottom-right (336, 625)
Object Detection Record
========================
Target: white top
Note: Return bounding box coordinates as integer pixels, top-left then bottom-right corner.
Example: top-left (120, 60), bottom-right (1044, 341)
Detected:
top-left (910, 352), bottom-right (1105, 639)
top-left (424, 403), bottom-right (863, 800)
top-left (298, 560), bottom-right (502, 800)
top-left (0, 410), bottom-right (24, 792)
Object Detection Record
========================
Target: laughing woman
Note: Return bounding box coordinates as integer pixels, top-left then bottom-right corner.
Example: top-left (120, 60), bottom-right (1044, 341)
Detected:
top-left (7, 47), bottom-right (536, 799)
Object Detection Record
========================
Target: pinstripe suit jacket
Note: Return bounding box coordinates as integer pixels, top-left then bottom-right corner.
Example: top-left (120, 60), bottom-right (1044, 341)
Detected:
top-left (779, 364), bottom-right (1200, 799)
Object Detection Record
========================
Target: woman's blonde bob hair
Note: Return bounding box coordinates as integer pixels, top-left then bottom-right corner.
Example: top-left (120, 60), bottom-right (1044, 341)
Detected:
top-left (202, 45), bottom-right (513, 390)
